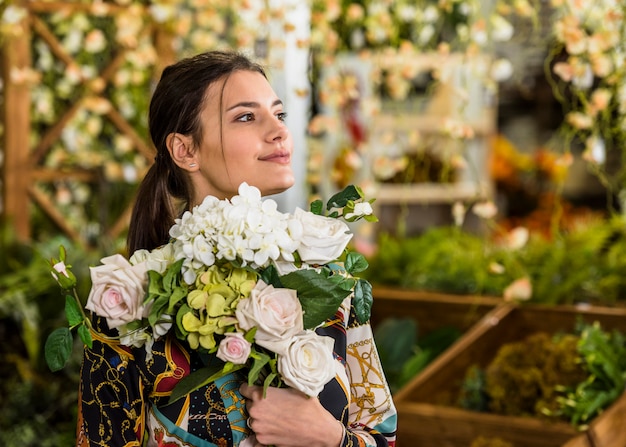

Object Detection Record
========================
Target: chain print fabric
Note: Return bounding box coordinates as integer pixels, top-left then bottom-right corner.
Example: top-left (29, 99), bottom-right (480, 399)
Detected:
top-left (76, 297), bottom-right (397, 447)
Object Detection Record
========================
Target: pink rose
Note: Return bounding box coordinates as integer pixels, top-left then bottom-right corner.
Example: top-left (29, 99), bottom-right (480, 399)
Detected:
top-left (217, 332), bottom-right (252, 364)
top-left (235, 280), bottom-right (303, 354)
top-left (85, 254), bottom-right (148, 329)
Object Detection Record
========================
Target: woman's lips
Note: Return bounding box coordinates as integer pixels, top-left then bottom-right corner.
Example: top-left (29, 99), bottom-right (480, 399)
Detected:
top-left (259, 151), bottom-right (291, 164)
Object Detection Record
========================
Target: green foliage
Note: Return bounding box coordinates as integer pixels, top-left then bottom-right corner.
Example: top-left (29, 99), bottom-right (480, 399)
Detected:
top-left (458, 365), bottom-right (489, 412)
top-left (280, 267), bottom-right (354, 329)
top-left (374, 317), bottom-right (461, 393)
top-left (515, 218), bottom-right (625, 305)
top-left (556, 322), bottom-right (626, 428)
top-left (366, 228), bottom-right (512, 296)
top-left (458, 322), bottom-right (626, 429)
top-left (366, 215), bottom-right (626, 307)
top-left (0, 221), bottom-right (108, 445)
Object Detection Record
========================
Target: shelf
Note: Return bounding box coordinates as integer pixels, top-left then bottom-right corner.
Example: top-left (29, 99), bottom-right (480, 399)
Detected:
top-left (375, 182), bottom-right (493, 205)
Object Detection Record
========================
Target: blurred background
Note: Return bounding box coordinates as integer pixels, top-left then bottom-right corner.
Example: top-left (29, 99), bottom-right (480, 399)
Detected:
top-left (1, 0), bottom-right (625, 445)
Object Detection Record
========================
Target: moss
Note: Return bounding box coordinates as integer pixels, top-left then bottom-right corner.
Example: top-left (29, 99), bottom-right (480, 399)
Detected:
top-left (484, 332), bottom-right (587, 417)
top-left (459, 331), bottom-right (588, 419)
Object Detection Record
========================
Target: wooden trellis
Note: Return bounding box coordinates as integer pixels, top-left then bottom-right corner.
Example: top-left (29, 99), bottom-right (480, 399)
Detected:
top-left (1, 1), bottom-right (176, 247)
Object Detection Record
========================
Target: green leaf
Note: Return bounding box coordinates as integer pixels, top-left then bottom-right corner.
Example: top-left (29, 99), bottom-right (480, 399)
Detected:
top-left (280, 269), bottom-right (352, 329)
top-left (148, 293), bottom-right (171, 327)
top-left (65, 294), bottom-right (83, 326)
top-left (353, 279), bottom-right (373, 324)
top-left (147, 270), bottom-right (166, 296)
top-left (262, 371), bottom-right (279, 397)
top-left (164, 259), bottom-right (185, 291)
top-left (45, 327), bottom-right (73, 372)
top-left (248, 351), bottom-right (271, 385)
top-left (260, 264), bottom-right (282, 288)
top-left (310, 199), bottom-right (323, 215)
top-left (167, 287), bottom-right (188, 314)
top-left (175, 303), bottom-right (192, 338)
top-left (169, 363), bottom-right (243, 404)
top-left (78, 323), bottom-right (93, 348)
top-left (326, 185), bottom-right (362, 210)
top-left (345, 252), bottom-right (369, 274)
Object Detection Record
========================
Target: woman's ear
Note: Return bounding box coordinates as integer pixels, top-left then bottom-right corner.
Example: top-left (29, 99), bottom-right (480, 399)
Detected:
top-left (166, 133), bottom-right (198, 171)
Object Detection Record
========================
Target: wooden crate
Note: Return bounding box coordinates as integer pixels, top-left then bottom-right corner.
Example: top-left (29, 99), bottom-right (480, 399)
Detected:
top-left (371, 287), bottom-right (501, 333)
top-left (392, 303), bottom-right (626, 447)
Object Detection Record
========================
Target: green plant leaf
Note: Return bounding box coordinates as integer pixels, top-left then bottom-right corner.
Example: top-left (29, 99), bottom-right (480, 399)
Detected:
top-left (260, 264), bottom-right (282, 288)
top-left (65, 294), bottom-right (83, 326)
top-left (168, 287), bottom-right (188, 314)
top-left (345, 252), bottom-right (368, 274)
top-left (310, 199), bottom-right (323, 215)
top-left (45, 327), bottom-right (73, 372)
top-left (78, 323), bottom-right (93, 348)
top-left (248, 350), bottom-right (271, 385)
top-left (280, 269), bottom-right (352, 329)
top-left (169, 363), bottom-right (243, 404)
top-left (353, 278), bottom-right (373, 324)
top-left (326, 185), bottom-right (362, 210)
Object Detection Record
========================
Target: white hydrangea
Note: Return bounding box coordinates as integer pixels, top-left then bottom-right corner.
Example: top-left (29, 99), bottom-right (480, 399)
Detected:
top-left (169, 183), bottom-right (302, 284)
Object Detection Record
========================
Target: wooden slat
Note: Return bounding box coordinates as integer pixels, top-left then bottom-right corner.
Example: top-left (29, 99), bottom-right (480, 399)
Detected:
top-left (29, 15), bottom-right (75, 67)
top-left (2, 13), bottom-right (32, 241)
top-left (28, 185), bottom-right (86, 246)
top-left (31, 168), bottom-right (97, 182)
top-left (31, 100), bottom-right (83, 164)
top-left (26, 1), bottom-right (130, 15)
top-left (106, 107), bottom-right (155, 160)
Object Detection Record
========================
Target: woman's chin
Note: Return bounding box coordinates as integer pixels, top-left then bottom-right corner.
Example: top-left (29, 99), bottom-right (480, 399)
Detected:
top-left (261, 177), bottom-right (295, 197)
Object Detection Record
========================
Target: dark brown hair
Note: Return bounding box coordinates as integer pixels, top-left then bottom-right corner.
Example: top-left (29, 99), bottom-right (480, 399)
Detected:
top-left (127, 51), bottom-right (267, 254)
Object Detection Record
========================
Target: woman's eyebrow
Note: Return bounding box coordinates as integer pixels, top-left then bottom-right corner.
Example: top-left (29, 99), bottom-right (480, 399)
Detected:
top-left (226, 99), bottom-right (283, 111)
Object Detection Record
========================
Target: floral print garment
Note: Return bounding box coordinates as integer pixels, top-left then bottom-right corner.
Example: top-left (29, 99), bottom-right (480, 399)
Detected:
top-left (76, 297), bottom-right (397, 447)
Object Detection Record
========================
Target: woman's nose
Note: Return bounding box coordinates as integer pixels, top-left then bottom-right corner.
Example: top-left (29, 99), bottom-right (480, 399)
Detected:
top-left (267, 119), bottom-right (289, 142)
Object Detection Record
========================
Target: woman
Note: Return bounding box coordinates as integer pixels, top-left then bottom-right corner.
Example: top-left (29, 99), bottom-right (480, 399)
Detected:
top-left (77, 51), bottom-right (397, 447)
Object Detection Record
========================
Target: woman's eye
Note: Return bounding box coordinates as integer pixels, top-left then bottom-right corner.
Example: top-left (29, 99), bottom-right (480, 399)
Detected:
top-left (277, 112), bottom-right (288, 122)
top-left (237, 113), bottom-right (254, 122)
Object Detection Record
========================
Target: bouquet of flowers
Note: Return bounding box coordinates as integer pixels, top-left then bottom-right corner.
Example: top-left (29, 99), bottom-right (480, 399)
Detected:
top-left (45, 183), bottom-right (377, 400)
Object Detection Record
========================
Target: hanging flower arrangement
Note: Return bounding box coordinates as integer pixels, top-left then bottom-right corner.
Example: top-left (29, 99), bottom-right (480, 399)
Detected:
top-left (547, 0), bottom-right (626, 196)
top-left (307, 0), bottom-right (539, 195)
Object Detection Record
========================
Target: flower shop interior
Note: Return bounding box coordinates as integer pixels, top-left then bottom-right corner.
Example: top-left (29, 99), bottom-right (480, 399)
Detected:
top-left (1, 1), bottom-right (626, 446)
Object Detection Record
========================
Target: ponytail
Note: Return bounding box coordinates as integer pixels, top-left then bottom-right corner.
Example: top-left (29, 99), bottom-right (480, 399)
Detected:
top-left (127, 155), bottom-right (190, 254)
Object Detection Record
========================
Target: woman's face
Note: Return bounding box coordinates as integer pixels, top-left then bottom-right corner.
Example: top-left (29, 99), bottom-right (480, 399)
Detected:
top-left (190, 70), bottom-right (295, 203)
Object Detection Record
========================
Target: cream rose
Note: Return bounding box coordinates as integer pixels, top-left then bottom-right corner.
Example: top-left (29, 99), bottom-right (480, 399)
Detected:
top-left (235, 280), bottom-right (303, 354)
top-left (278, 330), bottom-right (336, 396)
top-left (292, 208), bottom-right (352, 265)
top-left (85, 254), bottom-right (148, 329)
top-left (129, 243), bottom-right (175, 274)
top-left (216, 332), bottom-right (252, 364)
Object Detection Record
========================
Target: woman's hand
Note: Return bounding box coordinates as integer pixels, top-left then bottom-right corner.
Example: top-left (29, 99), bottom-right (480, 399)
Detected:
top-left (239, 383), bottom-right (344, 447)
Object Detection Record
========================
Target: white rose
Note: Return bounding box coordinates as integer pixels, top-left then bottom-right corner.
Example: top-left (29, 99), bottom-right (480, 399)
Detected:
top-left (235, 280), bottom-right (303, 354)
top-left (278, 331), bottom-right (336, 396)
top-left (344, 201), bottom-right (373, 220)
top-left (85, 254), bottom-right (148, 329)
top-left (129, 244), bottom-right (176, 274)
top-left (216, 332), bottom-right (252, 364)
top-left (271, 260), bottom-right (300, 275)
top-left (292, 208), bottom-right (352, 265)
top-left (118, 325), bottom-right (151, 348)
